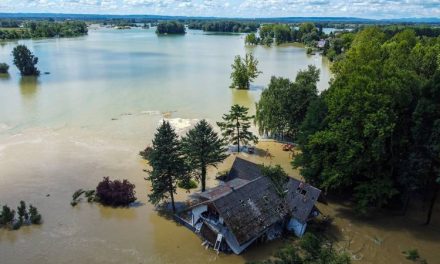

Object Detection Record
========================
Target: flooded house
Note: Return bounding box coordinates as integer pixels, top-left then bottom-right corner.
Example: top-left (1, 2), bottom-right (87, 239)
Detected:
top-left (176, 157), bottom-right (321, 254)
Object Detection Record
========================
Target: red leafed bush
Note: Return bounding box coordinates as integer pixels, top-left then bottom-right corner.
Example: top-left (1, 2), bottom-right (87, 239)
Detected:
top-left (96, 177), bottom-right (136, 206)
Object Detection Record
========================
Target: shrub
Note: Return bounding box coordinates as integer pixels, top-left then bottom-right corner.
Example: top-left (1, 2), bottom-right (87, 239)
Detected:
top-left (96, 177), bottom-right (136, 206)
top-left (0, 202), bottom-right (41, 230)
top-left (403, 249), bottom-right (420, 261)
top-left (0, 63), bottom-right (9, 73)
top-left (29, 204), bottom-right (42, 224)
top-left (0, 205), bottom-right (15, 226)
top-left (178, 179), bottom-right (198, 190)
top-left (17, 201), bottom-right (28, 223)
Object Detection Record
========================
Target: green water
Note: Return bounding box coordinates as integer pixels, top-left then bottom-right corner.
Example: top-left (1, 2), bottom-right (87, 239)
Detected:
top-left (0, 27), bottom-right (331, 133)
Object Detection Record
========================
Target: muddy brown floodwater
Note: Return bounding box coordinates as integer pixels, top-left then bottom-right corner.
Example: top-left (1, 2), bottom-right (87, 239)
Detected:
top-left (0, 27), bottom-right (439, 264)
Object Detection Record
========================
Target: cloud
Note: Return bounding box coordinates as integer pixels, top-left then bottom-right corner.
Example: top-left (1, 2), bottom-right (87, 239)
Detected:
top-left (1, 0), bottom-right (439, 18)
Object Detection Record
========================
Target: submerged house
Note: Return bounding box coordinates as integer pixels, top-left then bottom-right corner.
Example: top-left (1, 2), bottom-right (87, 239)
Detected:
top-left (176, 157), bottom-right (321, 254)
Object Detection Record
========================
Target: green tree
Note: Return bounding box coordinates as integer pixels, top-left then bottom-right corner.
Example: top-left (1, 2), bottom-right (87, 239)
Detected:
top-left (17, 201), bottom-right (28, 224)
top-left (294, 27), bottom-right (435, 213)
top-left (0, 63), bottom-right (9, 73)
top-left (12, 45), bottom-right (39, 76)
top-left (0, 205), bottom-right (15, 226)
top-left (411, 71), bottom-right (440, 225)
top-left (29, 204), bottom-right (41, 224)
top-left (255, 65), bottom-right (320, 140)
top-left (155, 21), bottom-right (186, 34)
top-left (245, 33), bottom-right (259, 45)
top-left (230, 53), bottom-right (261, 89)
top-left (181, 120), bottom-right (228, 192)
top-left (217, 105), bottom-right (258, 153)
top-left (146, 121), bottom-right (188, 212)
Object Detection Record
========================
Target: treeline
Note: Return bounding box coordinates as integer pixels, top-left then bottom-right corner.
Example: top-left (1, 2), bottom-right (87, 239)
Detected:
top-left (156, 21), bottom-right (186, 34)
top-left (188, 21), bottom-right (259, 33)
top-left (246, 22), bottom-right (325, 46)
top-left (0, 21), bottom-right (88, 40)
top-left (0, 19), bottom-right (21, 28)
top-left (256, 27), bottom-right (440, 223)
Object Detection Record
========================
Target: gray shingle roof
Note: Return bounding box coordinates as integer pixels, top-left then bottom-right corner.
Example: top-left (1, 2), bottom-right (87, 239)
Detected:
top-left (212, 176), bottom-right (288, 245)
top-left (190, 157), bottom-right (321, 246)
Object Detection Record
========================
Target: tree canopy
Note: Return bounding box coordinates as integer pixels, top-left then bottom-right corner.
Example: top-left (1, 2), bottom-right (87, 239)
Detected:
top-left (255, 65), bottom-right (320, 140)
top-left (12, 45), bottom-right (40, 76)
top-left (146, 121), bottom-right (188, 212)
top-left (293, 26), bottom-right (440, 216)
top-left (188, 21), bottom-right (259, 33)
top-left (217, 104), bottom-right (258, 153)
top-left (156, 21), bottom-right (186, 34)
top-left (0, 21), bottom-right (87, 40)
top-left (181, 120), bottom-right (228, 192)
top-left (230, 53), bottom-right (261, 89)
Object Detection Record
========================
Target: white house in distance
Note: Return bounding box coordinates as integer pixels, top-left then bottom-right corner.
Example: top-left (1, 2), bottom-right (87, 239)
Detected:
top-left (176, 157), bottom-right (321, 254)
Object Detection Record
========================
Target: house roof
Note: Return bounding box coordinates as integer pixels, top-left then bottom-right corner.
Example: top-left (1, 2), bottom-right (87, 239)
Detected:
top-left (225, 157), bottom-right (264, 182)
top-left (196, 178), bottom-right (250, 201)
top-left (285, 179), bottom-right (321, 223)
top-left (212, 176), bottom-right (288, 245)
top-left (188, 157), bottom-right (321, 247)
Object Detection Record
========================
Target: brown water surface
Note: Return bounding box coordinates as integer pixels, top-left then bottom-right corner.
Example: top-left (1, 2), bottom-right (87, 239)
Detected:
top-left (0, 27), bottom-right (438, 264)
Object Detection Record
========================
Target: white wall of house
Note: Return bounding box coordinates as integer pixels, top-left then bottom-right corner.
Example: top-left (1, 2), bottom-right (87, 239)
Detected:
top-left (287, 218), bottom-right (307, 237)
top-left (191, 205), bottom-right (208, 226)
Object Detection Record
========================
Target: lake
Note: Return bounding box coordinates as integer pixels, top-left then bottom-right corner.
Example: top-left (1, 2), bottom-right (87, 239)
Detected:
top-left (1, 27), bottom-right (440, 264)
top-left (0, 27), bottom-right (332, 264)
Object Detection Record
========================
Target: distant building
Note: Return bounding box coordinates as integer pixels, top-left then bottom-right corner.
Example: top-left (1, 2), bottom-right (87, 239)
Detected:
top-left (176, 157), bottom-right (321, 254)
top-left (317, 39), bottom-right (327, 49)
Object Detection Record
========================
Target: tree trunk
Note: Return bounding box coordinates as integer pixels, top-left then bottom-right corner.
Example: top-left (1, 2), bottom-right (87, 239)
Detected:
top-left (168, 176), bottom-right (176, 213)
top-left (236, 119), bottom-right (240, 153)
top-left (425, 184), bottom-right (439, 225)
top-left (201, 165), bottom-right (207, 192)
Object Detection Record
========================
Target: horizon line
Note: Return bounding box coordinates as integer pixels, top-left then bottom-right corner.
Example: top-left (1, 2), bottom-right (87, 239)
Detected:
top-left (1, 12), bottom-right (439, 21)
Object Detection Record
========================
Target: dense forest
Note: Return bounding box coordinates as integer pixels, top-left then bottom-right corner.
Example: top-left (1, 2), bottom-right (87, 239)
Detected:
top-left (0, 20), bottom-right (88, 40)
top-left (188, 21), bottom-right (259, 33)
top-left (155, 21), bottom-right (186, 34)
top-left (255, 26), bottom-right (440, 223)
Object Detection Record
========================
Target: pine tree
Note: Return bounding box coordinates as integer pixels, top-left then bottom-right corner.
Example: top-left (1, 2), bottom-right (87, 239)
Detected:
top-left (147, 121), bottom-right (188, 212)
top-left (182, 120), bottom-right (228, 192)
top-left (217, 105), bottom-right (258, 153)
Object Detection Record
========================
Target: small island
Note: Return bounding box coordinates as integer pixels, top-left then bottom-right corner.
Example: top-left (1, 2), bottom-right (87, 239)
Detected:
top-left (188, 21), bottom-right (259, 33)
top-left (156, 21), bottom-right (186, 35)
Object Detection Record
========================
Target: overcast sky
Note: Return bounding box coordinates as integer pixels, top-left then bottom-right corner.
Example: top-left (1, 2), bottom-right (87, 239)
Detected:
top-left (1, 0), bottom-right (439, 18)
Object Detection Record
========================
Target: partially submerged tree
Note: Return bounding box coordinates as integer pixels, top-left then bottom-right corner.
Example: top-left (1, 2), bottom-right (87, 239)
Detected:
top-left (245, 33), bottom-right (259, 45)
top-left (0, 63), bottom-right (9, 74)
top-left (147, 121), bottom-right (188, 212)
top-left (217, 104), bottom-right (258, 153)
top-left (12, 44), bottom-right (40, 76)
top-left (255, 65), bottom-right (320, 139)
top-left (230, 53), bottom-right (261, 89)
top-left (182, 119), bottom-right (228, 192)
top-left (96, 177), bottom-right (136, 207)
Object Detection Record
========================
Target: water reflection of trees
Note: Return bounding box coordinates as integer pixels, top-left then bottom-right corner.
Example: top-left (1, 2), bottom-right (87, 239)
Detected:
top-left (19, 76), bottom-right (40, 98)
top-left (231, 89), bottom-right (255, 112)
top-left (0, 73), bottom-right (11, 81)
top-left (99, 205), bottom-right (138, 220)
